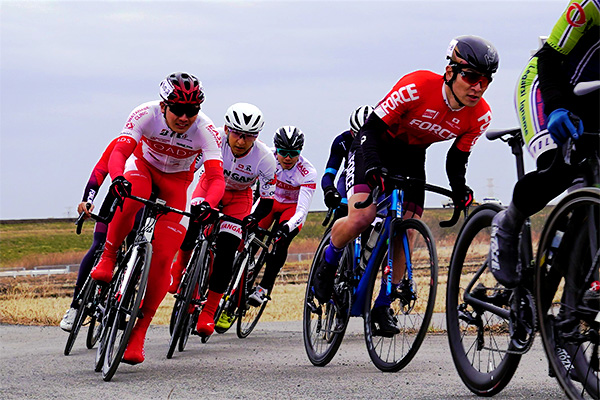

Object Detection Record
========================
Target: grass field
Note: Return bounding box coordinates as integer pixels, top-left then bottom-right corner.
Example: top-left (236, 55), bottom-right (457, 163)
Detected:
top-left (0, 206), bottom-right (553, 326)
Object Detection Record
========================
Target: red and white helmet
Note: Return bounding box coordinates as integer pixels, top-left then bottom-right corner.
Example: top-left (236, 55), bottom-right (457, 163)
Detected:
top-left (159, 72), bottom-right (205, 105)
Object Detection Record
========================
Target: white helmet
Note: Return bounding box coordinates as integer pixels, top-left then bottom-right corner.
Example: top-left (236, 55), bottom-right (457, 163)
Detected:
top-left (349, 105), bottom-right (373, 133)
top-left (224, 102), bottom-right (264, 134)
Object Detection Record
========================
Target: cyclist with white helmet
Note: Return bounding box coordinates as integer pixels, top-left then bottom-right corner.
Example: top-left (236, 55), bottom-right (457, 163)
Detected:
top-left (247, 126), bottom-right (317, 307)
top-left (89, 72), bottom-right (225, 364)
top-left (321, 105), bottom-right (373, 212)
top-left (313, 35), bottom-right (499, 335)
top-left (169, 102), bottom-right (277, 336)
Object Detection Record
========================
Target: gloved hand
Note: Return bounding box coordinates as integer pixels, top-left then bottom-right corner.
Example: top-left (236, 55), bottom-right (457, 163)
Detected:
top-left (242, 214), bottom-right (259, 232)
top-left (547, 108), bottom-right (583, 145)
top-left (324, 187), bottom-right (342, 209)
top-left (452, 185), bottom-right (474, 210)
top-left (192, 201), bottom-right (215, 224)
top-left (109, 176), bottom-right (131, 199)
top-left (274, 224), bottom-right (290, 243)
top-left (364, 166), bottom-right (384, 192)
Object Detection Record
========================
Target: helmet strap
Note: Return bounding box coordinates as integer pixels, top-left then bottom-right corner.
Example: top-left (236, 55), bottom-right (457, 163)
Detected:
top-left (444, 65), bottom-right (465, 108)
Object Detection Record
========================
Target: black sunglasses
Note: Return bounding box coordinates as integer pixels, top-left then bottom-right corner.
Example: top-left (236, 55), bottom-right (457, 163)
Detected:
top-left (168, 103), bottom-right (201, 118)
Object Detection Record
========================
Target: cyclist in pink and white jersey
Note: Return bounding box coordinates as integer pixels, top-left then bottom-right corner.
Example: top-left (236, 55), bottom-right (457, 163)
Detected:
top-left (169, 102), bottom-right (277, 336)
top-left (90, 72), bottom-right (225, 365)
top-left (247, 126), bottom-right (317, 307)
top-left (313, 36), bottom-right (499, 335)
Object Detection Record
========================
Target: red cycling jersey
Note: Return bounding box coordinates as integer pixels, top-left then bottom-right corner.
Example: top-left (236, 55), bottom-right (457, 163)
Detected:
top-left (82, 138), bottom-right (118, 204)
top-left (373, 70), bottom-right (492, 152)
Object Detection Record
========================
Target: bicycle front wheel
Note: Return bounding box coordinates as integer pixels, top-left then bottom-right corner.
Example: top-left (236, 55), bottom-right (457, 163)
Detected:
top-left (536, 188), bottom-right (600, 400)
top-left (446, 204), bottom-right (521, 396)
top-left (63, 275), bottom-right (95, 356)
top-left (167, 241), bottom-right (207, 359)
top-left (237, 251), bottom-right (268, 339)
top-left (102, 243), bottom-right (152, 381)
top-left (302, 229), bottom-right (350, 367)
top-left (364, 218), bottom-right (438, 372)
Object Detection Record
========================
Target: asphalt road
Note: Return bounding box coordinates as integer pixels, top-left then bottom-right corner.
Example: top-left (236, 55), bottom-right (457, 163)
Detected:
top-left (1, 320), bottom-right (566, 400)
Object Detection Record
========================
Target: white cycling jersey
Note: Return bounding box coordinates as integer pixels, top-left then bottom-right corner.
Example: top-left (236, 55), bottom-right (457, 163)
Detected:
top-left (120, 101), bottom-right (222, 173)
top-left (275, 153), bottom-right (317, 231)
top-left (218, 128), bottom-right (276, 197)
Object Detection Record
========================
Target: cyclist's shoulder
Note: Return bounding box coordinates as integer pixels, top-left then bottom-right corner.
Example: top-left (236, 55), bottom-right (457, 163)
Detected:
top-left (254, 139), bottom-right (277, 168)
top-left (296, 155), bottom-right (318, 181)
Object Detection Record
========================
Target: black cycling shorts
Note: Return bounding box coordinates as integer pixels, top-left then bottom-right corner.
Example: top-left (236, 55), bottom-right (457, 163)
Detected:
top-left (346, 137), bottom-right (426, 216)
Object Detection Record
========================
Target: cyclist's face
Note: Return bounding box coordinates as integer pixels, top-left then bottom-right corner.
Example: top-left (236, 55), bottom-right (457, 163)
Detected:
top-left (277, 153), bottom-right (299, 170)
top-left (445, 66), bottom-right (489, 108)
top-left (161, 102), bottom-right (198, 134)
top-left (226, 126), bottom-right (257, 156)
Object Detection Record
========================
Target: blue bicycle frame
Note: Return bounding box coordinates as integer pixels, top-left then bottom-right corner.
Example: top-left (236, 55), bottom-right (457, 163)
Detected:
top-left (350, 188), bottom-right (407, 317)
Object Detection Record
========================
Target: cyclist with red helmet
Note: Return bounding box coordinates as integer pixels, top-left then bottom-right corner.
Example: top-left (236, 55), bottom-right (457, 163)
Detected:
top-left (169, 102), bottom-right (277, 336)
top-left (313, 36), bottom-right (499, 335)
top-left (321, 105), bottom-right (373, 211)
top-left (246, 126), bottom-right (317, 307)
top-left (90, 72), bottom-right (225, 365)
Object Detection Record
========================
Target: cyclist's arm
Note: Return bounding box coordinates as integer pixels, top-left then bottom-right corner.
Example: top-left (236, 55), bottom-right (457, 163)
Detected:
top-left (200, 160), bottom-right (225, 209)
top-left (107, 136), bottom-right (137, 179)
top-left (537, 43), bottom-right (572, 115)
top-left (81, 137), bottom-right (118, 203)
top-left (251, 154), bottom-right (277, 220)
top-left (321, 134), bottom-right (346, 191)
top-left (360, 113), bottom-right (389, 172)
top-left (285, 167), bottom-right (317, 231)
top-left (445, 141), bottom-right (470, 192)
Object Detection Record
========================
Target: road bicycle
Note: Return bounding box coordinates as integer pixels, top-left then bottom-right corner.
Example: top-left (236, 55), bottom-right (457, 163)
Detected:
top-left (446, 81), bottom-right (599, 399)
top-left (212, 222), bottom-right (278, 339)
top-left (303, 173), bottom-right (462, 371)
top-left (63, 200), bottom-right (120, 356)
top-left (93, 186), bottom-right (193, 381)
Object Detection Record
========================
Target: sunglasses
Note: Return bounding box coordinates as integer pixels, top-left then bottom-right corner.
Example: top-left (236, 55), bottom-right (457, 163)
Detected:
top-left (228, 127), bottom-right (259, 141)
top-left (276, 148), bottom-right (301, 158)
top-left (459, 70), bottom-right (492, 88)
top-left (168, 103), bottom-right (200, 118)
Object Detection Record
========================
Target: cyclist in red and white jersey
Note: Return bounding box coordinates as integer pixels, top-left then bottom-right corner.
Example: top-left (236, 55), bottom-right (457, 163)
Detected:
top-left (90, 72), bottom-right (225, 364)
top-left (170, 102), bottom-right (277, 336)
top-left (247, 126), bottom-right (317, 307)
top-left (313, 36), bottom-right (499, 335)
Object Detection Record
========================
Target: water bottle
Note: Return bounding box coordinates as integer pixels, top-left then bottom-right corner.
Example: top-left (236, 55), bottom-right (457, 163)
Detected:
top-left (362, 220), bottom-right (382, 266)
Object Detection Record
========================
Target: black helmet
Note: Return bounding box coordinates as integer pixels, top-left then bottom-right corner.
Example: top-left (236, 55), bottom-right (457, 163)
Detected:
top-left (446, 35), bottom-right (499, 76)
top-left (159, 72), bottom-right (205, 105)
top-left (274, 126), bottom-right (304, 150)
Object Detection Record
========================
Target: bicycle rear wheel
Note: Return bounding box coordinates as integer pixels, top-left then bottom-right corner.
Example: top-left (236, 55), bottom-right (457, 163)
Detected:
top-left (64, 275), bottom-right (95, 356)
top-left (302, 229), bottom-right (350, 366)
top-left (102, 243), bottom-right (151, 381)
top-left (237, 251), bottom-right (268, 338)
top-left (364, 218), bottom-right (438, 372)
top-left (167, 241), bottom-right (206, 359)
top-left (446, 204), bottom-right (521, 395)
top-left (536, 188), bottom-right (600, 400)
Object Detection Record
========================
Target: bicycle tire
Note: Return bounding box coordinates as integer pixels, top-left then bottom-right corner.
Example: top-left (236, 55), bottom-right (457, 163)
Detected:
top-left (86, 281), bottom-right (106, 349)
top-left (214, 251), bottom-right (246, 335)
top-left (237, 251), bottom-right (268, 339)
top-left (446, 204), bottom-right (521, 395)
top-left (167, 241), bottom-right (206, 359)
top-left (63, 275), bottom-right (95, 356)
top-left (302, 229), bottom-right (350, 366)
top-left (102, 243), bottom-right (152, 381)
top-left (363, 218), bottom-right (438, 372)
top-left (94, 281), bottom-right (118, 372)
top-left (536, 188), bottom-right (600, 400)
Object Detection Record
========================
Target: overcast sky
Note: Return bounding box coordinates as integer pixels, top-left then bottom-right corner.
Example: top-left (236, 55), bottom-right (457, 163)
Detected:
top-left (1, 0), bottom-right (567, 220)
